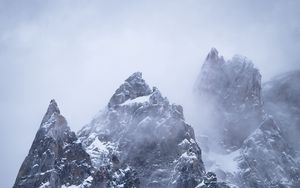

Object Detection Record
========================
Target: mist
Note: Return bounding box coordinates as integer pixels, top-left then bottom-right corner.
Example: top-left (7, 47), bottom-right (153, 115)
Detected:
top-left (1, 0), bottom-right (300, 187)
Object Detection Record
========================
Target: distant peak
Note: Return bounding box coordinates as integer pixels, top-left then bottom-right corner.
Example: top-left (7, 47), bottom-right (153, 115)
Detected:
top-left (205, 47), bottom-right (224, 63)
top-left (108, 72), bottom-right (152, 107)
top-left (41, 99), bottom-right (61, 124)
top-left (206, 47), bottom-right (218, 58)
top-left (48, 99), bottom-right (60, 114)
top-left (125, 72), bottom-right (143, 82)
top-left (209, 47), bottom-right (218, 56)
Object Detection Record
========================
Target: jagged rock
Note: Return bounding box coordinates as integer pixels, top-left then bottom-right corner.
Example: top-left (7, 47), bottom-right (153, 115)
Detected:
top-left (108, 72), bottom-right (153, 107)
top-left (194, 50), bottom-right (300, 187)
top-left (195, 48), bottom-right (263, 150)
top-left (235, 116), bottom-right (300, 187)
top-left (195, 172), bottom-right (230, 188)
top-left (13, 100), bottom-right (93, 188)
top-left (78, 72), bottom-right (207, 188)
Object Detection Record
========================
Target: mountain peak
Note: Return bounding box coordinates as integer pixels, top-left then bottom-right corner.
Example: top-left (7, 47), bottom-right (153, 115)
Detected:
top-left (39, 100), bottom-right (70, 140)
top-left (205, 47), bottom-right (223, 63)
top-left (108, 72), bottom-right (152, 107)
top-left (208, 47), bottom-right (218, 56)
top-left (41, 99), bottom-right (60, 124)
top-left (14, 99), bottom-right (93, 188)
top-left (125, 71), bottom-right (143, 82)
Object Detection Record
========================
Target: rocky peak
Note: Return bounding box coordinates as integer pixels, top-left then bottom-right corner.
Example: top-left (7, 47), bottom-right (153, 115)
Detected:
top-left (78, 72), bottom-right (210, 187)
top-left (205, 47), bottom-right (225, 63)
top-left (196, 49), bottom-right (262, 109)
top-left (194, 49), bottom-right (263, 150)
top-left (108, 72), bottom-right (152, 107)
top-left (41, 99), bottom-right (60, 125)
top-left (149, 87), bottom-right (168, 105)
top-left (14, 100), bottom-right (93, 188)
top-left (39, 100), bottom-right (70, 141)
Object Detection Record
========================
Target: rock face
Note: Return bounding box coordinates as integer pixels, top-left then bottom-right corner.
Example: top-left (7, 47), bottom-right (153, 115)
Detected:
top-left (78, 72), bottom-right (208, 188)
top-left (13, 100), bottom-right (93, 188)
top-left (195, 48), bottom-right (263, 150)
top-left (236, 116), bottom-right (300, 188)
top-left (262, 70), bottom-right (300, 152)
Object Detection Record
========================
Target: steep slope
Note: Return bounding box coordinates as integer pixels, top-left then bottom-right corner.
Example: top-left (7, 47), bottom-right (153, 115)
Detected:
top-left (194, 48), bottom-right (263, 150)
top-left (235, 116), bottom-right (300, 187)
top-left (194, 49), bottom-right (300, 187)
top-left (262, 70), bottom-right (300, 152)
top-left (78, 72), bottom-right (225, 188)
top-left (13, 100), bottom-right (93, 188)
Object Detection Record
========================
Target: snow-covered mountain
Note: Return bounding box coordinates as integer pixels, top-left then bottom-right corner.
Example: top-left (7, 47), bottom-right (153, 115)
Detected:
top-left (78, 72), bottom-right (227, 188)
top-left (195, 48), bottom-right (300, 187)
top-left (13, 49), bottom-right (300, 188)
top-left (195, 48), bottom-right (263, 150)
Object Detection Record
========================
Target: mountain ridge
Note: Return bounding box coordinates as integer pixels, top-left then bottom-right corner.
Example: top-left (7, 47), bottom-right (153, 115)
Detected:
top-left (13, 49), bottom-right (300, 188)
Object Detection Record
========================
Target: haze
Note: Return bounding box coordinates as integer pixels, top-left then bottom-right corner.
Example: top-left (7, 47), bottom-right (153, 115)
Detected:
top-left (1, 0), bottom-right (300, 187)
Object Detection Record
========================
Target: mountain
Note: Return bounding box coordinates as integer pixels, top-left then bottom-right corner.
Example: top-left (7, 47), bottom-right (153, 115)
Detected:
top-left (194, 48), bottom-right (263, 150)
top-left (14, 73), bottom-right (228, 188)
top-left (13, 100), bottom-right (93, 188)
top-left (262, 70), bottom-right (300, 152)
top-left (78, 72), bottom-right (227, 188)
top-left (194, 49), bottom-right (300, 187)
top-left (14, 50), bottom-right (299, 188)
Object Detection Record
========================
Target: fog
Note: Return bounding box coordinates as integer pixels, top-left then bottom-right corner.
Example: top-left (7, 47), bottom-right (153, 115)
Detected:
top-left (1, 0), bottom-right (300, 187)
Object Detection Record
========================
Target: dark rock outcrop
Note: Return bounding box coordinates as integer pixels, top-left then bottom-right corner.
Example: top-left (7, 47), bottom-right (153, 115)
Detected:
top-left (13, 100), bottom-right (93, 188)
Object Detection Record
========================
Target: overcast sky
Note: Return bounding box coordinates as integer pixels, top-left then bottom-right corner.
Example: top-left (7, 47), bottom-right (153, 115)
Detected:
top-left (1, 0), bottom-right (300, 187)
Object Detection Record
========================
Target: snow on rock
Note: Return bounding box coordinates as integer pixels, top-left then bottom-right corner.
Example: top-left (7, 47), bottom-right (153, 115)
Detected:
top-left (39, 182), bottom-right (50, 188)
top-left (108, 72), bottom-right (152, 107)
top-left (15, 71), bottom-right (234, 188)
top-left (120, 94), bottom-right (151, 106)
top-left (78, 72), bottom-right (210, 188)
top-left (234, 116), bottom-right (300, 187)
top-left (195, 49), bottom-right (300, 187)
top-left (205, 150), bottom-right (239, 174)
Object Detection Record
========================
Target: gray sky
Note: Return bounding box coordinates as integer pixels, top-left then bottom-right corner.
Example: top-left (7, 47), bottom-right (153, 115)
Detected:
top-left (0, 0), bottom-right (300, 187)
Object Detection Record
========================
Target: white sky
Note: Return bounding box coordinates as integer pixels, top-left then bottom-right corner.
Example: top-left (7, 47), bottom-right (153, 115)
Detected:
top-left (0, 0), bottom-right (300, 187)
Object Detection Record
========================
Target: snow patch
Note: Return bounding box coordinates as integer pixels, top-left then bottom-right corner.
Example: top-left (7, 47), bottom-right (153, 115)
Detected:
top-left (121, 95), bottom-right (151, 105)
top-left (39, 182), bottom-right (50, 188)
top-left (205, 150), bottom-right (240, 174)
top-left (61, 185), bottom-right (80, 188)
top-left (87, 137), bottom-right (109, 154)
